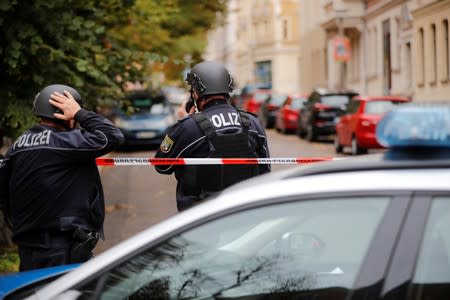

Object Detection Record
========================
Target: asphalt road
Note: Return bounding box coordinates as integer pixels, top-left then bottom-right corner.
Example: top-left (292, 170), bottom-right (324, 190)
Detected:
top-left (94, 129), bottom-right (344, 254)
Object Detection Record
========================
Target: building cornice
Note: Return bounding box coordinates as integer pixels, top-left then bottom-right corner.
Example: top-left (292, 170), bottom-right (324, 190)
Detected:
top-left (365, 0), bottom-right (406, 19)
top-left (411, 0), bottom-right (450, 18)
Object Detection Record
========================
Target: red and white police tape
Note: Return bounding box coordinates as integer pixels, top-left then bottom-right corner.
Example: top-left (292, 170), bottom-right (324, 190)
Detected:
top-left (95, 157), bottom-right (344, 166)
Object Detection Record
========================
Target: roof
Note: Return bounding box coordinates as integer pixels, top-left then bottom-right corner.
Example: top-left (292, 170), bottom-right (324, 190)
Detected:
top-left (354, 95), bottom-right (411, 102)
top-left (311, 87), bottom-right (358, 96)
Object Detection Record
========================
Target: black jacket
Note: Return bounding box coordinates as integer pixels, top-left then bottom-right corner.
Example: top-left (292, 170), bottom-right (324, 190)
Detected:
top-left (0, 109), bottom-right (124, 246)
top-left (155, 100), bottom-right (270, 211)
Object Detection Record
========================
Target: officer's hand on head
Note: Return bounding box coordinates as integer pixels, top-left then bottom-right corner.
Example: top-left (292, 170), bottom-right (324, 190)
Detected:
top-left (49, 90), bottom-right (82, 121)
top-left (188, 104), bottom-right (196, 115)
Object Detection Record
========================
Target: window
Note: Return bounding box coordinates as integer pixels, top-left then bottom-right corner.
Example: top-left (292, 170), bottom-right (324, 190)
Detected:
top-left (382, 19), bottom-right (392, 94)
top-left (444, 20), bottom-right (449, 80)
top-left (365, 100), bottom-right (407, 114)
top-left (346, 99), bottom-right (360, 114)
top-left (283, 19), bottom-right (289, 40)
top-left (431, 24), bottom-right (437, 84)
top-left (74, 197), bottom-right (390, 299)
top-left (409, 196), bottom-right (450, 299)
top-left (417, 28), bottom-right (425, 86)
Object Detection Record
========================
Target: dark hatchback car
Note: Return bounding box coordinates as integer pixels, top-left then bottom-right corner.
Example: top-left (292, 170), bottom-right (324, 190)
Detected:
top-left (297, 88), bottom-right (358, 141)
top-left (258, 92), bottom-right (289, 129)
top-left (112, 90), bottom-right (176, 149)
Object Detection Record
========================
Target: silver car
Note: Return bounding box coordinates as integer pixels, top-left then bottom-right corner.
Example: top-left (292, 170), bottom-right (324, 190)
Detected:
top-left (17, 103), bottom-right (450, 300)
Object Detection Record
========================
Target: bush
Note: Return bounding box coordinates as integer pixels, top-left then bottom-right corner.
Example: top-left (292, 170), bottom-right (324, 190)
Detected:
top-left (0, 245), bottom-right (19, 274)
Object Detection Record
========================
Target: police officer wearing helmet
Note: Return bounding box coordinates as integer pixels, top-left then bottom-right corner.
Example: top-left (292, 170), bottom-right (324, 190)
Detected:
top-left (0, 84), bottom-right (124, 271)
top-left (155, 61), bottom-right (271, 211)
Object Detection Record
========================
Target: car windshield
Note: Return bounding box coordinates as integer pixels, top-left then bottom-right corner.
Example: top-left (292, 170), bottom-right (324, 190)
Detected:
top-left (270, 95), bottom-right (288, 105)
top-left (74, 197), bottom-right (389, 299)
top-left (255, 92), bottom-right (270, 102)
top-left (291, 97), bottom-right (306, 109)
top-left (321, 95), bottom-right (350, 107)
top-left (365, 100), bottom-right (407, 114)
top-left (125, 96), bottom-right (171, 115)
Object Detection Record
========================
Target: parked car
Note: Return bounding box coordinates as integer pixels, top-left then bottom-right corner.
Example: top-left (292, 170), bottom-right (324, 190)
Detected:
top-left (257, 93), bottom-right (289, 128)
top-left (297, 88), bottom-right (358, 141)
top-left (112, 90), bottom-right (176, 149)
top-left (235, 83), bottom-right (271, 109)
top-left (275, 94), bottom-right (308, 133)
top-left (334, 95), bottom-right (411, 155)
top-left (242, 89), bottom-right (272, 114)
top-left (3, 103), bottom-right (450, 300)
top-left (161, 86), bottom-right (189, 106)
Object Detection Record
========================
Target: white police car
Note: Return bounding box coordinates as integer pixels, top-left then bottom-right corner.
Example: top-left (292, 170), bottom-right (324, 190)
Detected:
top-left (2, 103), bottom-right (450, 300)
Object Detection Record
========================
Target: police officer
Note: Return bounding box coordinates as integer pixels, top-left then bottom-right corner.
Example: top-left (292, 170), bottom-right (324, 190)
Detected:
top-left (155, 61), bottom-right (271, 211)
top-left (0, 84), bottom-right (124, 271)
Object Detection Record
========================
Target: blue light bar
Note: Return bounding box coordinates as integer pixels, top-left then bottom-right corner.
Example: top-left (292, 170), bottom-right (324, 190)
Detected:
top-left (376, 103), bottom-right (450, 148)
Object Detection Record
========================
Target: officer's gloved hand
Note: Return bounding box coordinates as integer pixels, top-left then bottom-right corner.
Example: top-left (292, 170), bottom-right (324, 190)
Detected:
top-left (70, 228), bottom-right (99, 263)
top-left (185, 98), bottom-right (195, 114)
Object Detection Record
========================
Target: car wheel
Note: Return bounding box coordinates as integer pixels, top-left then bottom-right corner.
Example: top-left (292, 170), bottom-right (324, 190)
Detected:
top-left (334, 135), bottom-right (343, 153)
top-left (306, 125), bottom-right (317, 142)
top-left (351, 136), bottom-right (368, 155)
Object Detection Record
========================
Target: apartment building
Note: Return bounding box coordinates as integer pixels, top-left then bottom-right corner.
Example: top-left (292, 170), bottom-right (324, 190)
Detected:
top-left (205, 0), bottom-right (449, 101)
top-left (364, 0), bottom-right (414, 97)
top-left (412, 0), bottom-right (450, 101)
top-left (205, 0), bottom-right (301, 94)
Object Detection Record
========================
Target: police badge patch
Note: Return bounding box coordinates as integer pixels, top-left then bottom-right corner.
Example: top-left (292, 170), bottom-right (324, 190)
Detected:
top-left (160, 134), bottom-right (174, 153)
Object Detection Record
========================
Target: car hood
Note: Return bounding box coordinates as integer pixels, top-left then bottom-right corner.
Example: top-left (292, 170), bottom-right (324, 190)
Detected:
top-left (0, 264), bottom-right (79, 299)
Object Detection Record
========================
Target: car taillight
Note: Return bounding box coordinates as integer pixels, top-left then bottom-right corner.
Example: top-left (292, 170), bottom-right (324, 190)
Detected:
top-left (268, 104), bottom-right (278, 111)
top-left (358, 117), bottom-right (376, 130)
top-left (313, 103), bottom-right (332, 111)
top-left (315, 119), bottom-right (326, 126)
top-left (360, 120), bottom-right (371, 127)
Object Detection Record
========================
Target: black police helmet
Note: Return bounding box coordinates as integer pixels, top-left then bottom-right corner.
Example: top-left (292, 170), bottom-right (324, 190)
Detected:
top-left (185, 61), bottom-right (233, 98)
top-left (32, 84), bottom-right (83, 119)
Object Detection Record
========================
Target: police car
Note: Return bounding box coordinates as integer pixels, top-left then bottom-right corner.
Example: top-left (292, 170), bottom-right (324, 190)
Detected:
top-left (1, 103), bottom-right (450, 300)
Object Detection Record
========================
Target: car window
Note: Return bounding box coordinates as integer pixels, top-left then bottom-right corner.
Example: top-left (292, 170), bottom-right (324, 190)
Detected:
top-left (269, 94), bottom-right (287, 105)
top-left (409, 196), bottom-right (450, 299)
top-left (73, 197), bottom-right (389, 300)
top-left (365, 100), bottom-right (406, 114)
top-left (346, 99), bottom-right (360, 114)
top-left (254, 92), bottom-right (270, 102)
top-left (291, 97), bottom-right (306, 110)
top-left (321, 95), bottom-right (350, 107)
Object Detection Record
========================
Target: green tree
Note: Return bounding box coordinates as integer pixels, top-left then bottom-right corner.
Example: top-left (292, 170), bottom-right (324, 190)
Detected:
top-left (0, 0), bottom-right (226, 142)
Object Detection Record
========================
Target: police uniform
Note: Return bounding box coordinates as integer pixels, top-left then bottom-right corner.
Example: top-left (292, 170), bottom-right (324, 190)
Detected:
top-left (0, 108), bottom-right (124, 271)
top-left (155, 99), bottom-right (271, 211)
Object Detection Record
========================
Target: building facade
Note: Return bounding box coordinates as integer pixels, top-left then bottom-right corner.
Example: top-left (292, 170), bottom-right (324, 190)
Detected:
top-left (205, 0), bottom-right (450, 101)
top-left (205, 0), bottom-right (302, 94)
top-left (411, 0), bottom-right (450, 101)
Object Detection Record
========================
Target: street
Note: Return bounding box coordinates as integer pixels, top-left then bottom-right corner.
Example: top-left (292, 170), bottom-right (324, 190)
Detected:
top-left (95, 129), bottom-right (345, 254)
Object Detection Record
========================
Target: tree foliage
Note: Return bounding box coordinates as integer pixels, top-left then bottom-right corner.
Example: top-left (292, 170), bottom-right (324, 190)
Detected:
top-left (0, 0), bottom-right (226, 142)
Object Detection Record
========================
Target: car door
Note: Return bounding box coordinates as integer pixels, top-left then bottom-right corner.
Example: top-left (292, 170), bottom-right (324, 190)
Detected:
top-left (347, 99), bottom-right (363, 143)
top-left (278, 98), bottom-right (291, 130)
top-left (338, 98), bottom-right (360, 146)
top-left (381, 192), bottom-right (450, 300)
top-left (47, 192), bottom-right (410, 300)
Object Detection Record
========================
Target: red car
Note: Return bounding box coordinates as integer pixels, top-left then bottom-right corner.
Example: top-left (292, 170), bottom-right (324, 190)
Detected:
top-left (275, 94), bottom-right (308, 133)
top-left (334, 96), bottom-right (411, 155)
top-left (242, 89), bottom-right (272, 114)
